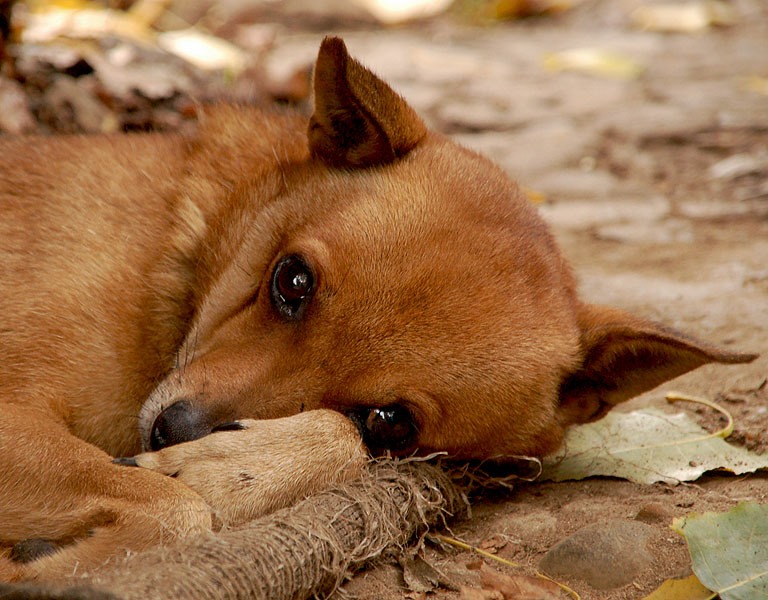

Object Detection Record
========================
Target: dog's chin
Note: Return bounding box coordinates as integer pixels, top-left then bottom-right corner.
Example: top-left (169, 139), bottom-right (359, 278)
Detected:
top-left (138, 381), bottom-right (177, 451)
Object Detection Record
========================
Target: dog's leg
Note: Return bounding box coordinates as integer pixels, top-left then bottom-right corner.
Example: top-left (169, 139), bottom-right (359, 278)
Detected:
top-left (0, 404), bottom-right (212, 581)
top-left (122, 410), bottom-right (368, 528)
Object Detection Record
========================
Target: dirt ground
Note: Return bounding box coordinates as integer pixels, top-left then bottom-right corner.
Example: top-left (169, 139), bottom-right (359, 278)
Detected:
top-left (264, 2), bottom-right (768, 598)
top-left (3, 0), bottom-right (768, 598)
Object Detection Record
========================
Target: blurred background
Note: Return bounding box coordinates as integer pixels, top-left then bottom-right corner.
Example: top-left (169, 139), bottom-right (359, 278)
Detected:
top-left (1, 0), bottom-right (765, 137)
top-left (1, 2), bottom-right (767, 597)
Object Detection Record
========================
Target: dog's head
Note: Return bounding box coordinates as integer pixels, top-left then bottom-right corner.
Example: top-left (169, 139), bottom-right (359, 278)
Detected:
top-left (140, 37), bottom-right (756, 459)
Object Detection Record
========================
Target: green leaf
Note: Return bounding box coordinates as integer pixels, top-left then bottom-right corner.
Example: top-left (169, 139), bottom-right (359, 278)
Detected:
top-left (673, 503), bottom-right (768, 600)
top-left (541, 408), bottom-right (768, 484)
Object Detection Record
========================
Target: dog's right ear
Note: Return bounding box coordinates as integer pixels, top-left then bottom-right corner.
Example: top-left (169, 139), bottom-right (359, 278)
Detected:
top-left (558, 303), bottom-right (758, 426)
top-left (308, 36), bottom-right (427, 169)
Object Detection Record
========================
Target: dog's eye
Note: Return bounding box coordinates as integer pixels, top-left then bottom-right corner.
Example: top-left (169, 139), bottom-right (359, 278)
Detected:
top-left (270, 255), bottom-right (315, 320)
top-left (352, 405), bottom-right (417, 454)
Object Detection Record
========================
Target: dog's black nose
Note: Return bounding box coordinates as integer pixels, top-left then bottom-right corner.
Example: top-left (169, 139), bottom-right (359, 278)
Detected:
top-left (150, 400), bottom-right (210, 451)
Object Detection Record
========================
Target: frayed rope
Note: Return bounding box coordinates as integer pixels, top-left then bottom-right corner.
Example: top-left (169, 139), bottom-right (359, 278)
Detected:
top-left (43, 460), bottom-right (468, 600)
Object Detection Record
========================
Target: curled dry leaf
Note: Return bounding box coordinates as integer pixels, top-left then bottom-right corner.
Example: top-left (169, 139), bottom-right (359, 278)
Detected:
top-left (400, 554), bottom-right (444, 594)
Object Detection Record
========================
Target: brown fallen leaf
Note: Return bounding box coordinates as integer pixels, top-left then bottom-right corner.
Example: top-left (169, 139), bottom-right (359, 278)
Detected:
top-left (478, 533), bottom-right (509, 554)
top-left (480, 564), bottom-right (562, 599)
top-left (460, 586), bottom-right (504, 600)
top-left (466, 559), bottom-right (485, 571)
top-left (400, 554), bottom-right (442, 593)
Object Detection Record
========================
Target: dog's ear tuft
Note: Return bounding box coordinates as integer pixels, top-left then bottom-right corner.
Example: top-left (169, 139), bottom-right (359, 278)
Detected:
top-left (559, 303), bottom-right (758, 425)
top-left (308, 36), bottom-right (427, 169)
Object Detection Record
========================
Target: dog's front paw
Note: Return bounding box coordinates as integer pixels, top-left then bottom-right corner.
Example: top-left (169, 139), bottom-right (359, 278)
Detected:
top-left (121, 409), bottom-right (367, 527)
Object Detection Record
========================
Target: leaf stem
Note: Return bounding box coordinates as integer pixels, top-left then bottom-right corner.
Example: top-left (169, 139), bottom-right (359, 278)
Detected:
top-left (665, 392), bottom-right (734, 438)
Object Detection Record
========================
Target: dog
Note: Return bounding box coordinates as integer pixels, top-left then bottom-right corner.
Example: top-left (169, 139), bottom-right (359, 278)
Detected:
top-left (0, 36), bottom-right (756, 581)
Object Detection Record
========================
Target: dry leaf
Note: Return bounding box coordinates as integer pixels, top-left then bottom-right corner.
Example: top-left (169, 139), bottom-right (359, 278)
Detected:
top-left (88, 50), bottom-right (194, 100)
top-left (522, 185), bottom-right (547, 204)
top-left (22, 7), bottom-right (152, 44)
top-left (541, 408), bottom-right (768, 484)
top-left (478, 533), bottom-right (508, 554)
top-left (631, 1), bottom-right (737, 33)
top-left (460, 587), bottom-right (504, 600)
top-left (494, 0), bottom-right (577, 19)
top-left (157, 28), bottom-right (246, 73)
top-left (358, 0), bottom-right (453, 24)
top-left (480, 564), bottom-right (562, 599)
top-left (400, 554), bottom-right (442, 593)
top-left (543, 47), bottom-right (644, 79)
top-left (642, 573), bottom-right (712, 600)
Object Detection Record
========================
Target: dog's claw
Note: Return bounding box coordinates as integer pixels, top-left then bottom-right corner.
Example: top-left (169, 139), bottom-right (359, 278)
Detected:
top-left (113, 456), bottom-right (139, 467)
top-left (211, 422), bottom-right (246, 433)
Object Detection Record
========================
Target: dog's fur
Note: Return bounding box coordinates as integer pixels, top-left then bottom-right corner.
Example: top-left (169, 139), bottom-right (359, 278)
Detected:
top-left (0, 37), bottom-right (755, 581)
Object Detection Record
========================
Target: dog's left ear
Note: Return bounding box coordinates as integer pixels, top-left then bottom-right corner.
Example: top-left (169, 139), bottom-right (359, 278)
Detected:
top-left (559, 303), bottom-right (758, 425)
top-left (308, 36), bottom-right (427, 168)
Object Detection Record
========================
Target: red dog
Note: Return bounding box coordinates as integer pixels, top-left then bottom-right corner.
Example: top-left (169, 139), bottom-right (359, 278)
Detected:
top-left (0, 37), bottom-right (755, 580)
